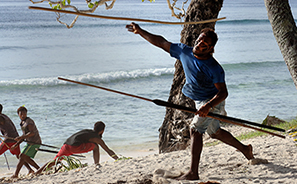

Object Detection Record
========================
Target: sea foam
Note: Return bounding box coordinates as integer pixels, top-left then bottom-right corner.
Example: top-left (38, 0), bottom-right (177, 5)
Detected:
top-left (0, 68), bottom-right (175, 86)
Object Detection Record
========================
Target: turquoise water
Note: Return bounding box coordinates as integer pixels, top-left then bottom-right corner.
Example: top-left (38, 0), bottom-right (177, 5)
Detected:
top-left (0, 0), bottom-right (297, 174)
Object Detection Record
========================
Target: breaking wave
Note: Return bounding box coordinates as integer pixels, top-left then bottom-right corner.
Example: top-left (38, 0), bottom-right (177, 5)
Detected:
top-left (0, 68), bottom-right (175, 87)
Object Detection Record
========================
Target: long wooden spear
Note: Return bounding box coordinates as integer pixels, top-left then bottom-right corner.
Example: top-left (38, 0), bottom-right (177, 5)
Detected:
top-left (58, 77), bottom-right (286, 139)
top-left (28, 6), bottom-right (226, 25)
top-left (36, 148), bottom-right (85, 158)
top-left (0, 135), bottom-right (60, 149)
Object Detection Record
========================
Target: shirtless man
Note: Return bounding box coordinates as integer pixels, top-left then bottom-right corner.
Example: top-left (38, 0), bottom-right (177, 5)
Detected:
top-left (0, 104), bottom-right (34, 175)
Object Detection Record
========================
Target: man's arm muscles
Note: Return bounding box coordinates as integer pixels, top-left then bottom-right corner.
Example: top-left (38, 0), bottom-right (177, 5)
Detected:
top-left (89, 137), bottom-right (118, 160)
top-left (126, 22), bottom-right (171, 53)
top-left (196, 83), bottom-right (228, 117)
top-left (15, 124), bottom-right (35, 142)
top-left (208, 82), bottom-right (228, 107)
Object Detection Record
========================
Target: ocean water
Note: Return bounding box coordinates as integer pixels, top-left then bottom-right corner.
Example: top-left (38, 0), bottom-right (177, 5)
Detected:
top-left (1, 0), bottom-right (297, 174)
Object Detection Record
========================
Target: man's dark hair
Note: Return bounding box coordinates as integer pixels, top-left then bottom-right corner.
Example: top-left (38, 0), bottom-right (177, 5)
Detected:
top-left (200, 28), bottom-right (218, 46)
top-left (17, 106), bottom-right (27, 114)
top-left (94, 121), bottom-right (105, 133)
top-left (0, 104), bottom-right (2, 113)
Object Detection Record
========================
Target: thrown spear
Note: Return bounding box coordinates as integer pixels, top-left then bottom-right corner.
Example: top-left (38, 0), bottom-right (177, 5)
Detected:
top-left (58, 77), bottom-right (286, 139)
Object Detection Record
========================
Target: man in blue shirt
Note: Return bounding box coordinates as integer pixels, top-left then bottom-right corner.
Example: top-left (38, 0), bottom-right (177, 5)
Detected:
top-left (126, 22), bottom-right (254, 180)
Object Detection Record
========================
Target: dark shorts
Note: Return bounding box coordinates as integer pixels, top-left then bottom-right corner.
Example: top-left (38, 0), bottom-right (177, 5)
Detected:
top-left (54, 143), bottom-right (96, 160)
top-left (0, 142), bottom-right (21, 156)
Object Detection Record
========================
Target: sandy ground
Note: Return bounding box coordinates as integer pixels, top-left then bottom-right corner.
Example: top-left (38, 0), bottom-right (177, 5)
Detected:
top-left (1, 125), bottom-right (296, 184)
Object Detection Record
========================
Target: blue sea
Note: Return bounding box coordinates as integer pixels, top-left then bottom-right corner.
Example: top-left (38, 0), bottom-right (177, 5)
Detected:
top-left (0, 0), bottom-right (297, 175)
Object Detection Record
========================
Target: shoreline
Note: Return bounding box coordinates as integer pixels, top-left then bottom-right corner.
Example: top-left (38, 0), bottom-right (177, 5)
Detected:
top-left (0, 149), bottom-right (159, 179)
top-left (2, 125), bottom-right (296, 183)
top-left (0, 142), bottom-right (159, 179)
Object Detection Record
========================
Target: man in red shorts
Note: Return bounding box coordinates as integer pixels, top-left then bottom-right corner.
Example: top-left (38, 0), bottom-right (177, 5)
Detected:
top-left (0, 115), bottom-right (21, 156)
top-left (36, 121), bottom-right (118, 174)
top-left (0, 104), bottom-right (34, 174)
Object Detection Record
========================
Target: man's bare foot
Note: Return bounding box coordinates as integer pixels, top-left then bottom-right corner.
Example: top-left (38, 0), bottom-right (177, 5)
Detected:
top-left (176, 171), bottom-right (199, 181)
top-left (243, 144), bottom-right (254, 160)
top-left (11, 175), bottom-right (18, 178)
top-left (27, 170), bottom-right (35, 175)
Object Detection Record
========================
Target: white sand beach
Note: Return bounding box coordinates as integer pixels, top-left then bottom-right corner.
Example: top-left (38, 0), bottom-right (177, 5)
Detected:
top-left (1, 125), bottom-right (296, 184)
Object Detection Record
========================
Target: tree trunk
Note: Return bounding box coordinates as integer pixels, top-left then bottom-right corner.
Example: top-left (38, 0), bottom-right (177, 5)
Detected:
top-left (264, 0), bottom-right (297, 88)
top-left (158, 0), bottom-right (223, 153)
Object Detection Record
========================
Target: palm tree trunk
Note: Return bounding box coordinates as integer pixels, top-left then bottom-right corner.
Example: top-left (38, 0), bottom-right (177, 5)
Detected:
top-left (264, 0), bottom-right (297, 88)
top-left (159, 0), bottom-right (223, 153)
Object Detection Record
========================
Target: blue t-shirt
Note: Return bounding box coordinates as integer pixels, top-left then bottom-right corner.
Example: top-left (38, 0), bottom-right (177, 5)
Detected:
top-left (170, 43), bottom-right (225, 101)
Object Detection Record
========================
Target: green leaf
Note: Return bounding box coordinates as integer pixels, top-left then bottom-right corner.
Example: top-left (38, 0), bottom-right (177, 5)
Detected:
top-left (67, 0), bottom-right (71, 4)
top-left (42, 156), bottom-right (86, 174)
top-left (88, 3), bottom-right (94, 8)
top-left (115, 156), bottom-right (132, 161)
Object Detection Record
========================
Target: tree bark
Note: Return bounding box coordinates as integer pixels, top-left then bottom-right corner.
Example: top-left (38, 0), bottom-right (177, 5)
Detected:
top-left (264, 0), bottom-right (297, 88)
top-left (159, 0), bottom-right (223, 153)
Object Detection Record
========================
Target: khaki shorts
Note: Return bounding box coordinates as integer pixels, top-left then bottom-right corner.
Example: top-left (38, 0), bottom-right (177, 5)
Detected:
top-left (190, 100), bottom-right (226, 135)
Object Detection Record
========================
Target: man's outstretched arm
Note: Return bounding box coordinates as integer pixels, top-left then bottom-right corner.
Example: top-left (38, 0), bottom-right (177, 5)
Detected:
top-left (126, 22), bottom-right (172, 53)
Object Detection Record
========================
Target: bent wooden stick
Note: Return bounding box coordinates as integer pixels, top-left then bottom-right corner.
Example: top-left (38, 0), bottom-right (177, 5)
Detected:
top-left (58, 77), bottom-right (286, 139)
top-left (28, 6), bottom-right (226, 25)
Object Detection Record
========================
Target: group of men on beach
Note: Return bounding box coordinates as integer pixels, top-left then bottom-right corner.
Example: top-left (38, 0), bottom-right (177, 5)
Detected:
top-left (1, 23), bottom-right (254, 181)
top-left (0, 104), bottom-right (118, 178)
top-left (0, 105), bottom-right (40, 178)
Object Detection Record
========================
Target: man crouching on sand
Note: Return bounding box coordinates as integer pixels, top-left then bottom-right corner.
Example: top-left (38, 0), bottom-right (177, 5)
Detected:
top-left (36, 121), bottom-right (118, 174)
